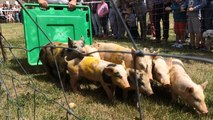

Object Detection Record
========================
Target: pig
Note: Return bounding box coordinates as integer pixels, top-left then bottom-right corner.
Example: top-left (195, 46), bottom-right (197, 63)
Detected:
top-left (39, 37), bottom-right (85, 83)
top-left (82, 45), bottom-right (100, 59)
top-left (65, 56), bottom-right (130, 100)
top-left (93, 42), bottom-right (153, 81)
top-left (170, 58), bottom-right (208, 114)
top-left (122, 68), bottom-right (154, 99)
top-left (152, 56), bottom-right (172, 86)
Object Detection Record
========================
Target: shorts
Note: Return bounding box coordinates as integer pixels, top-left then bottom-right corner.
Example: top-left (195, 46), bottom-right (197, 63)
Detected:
top-left (187, 17), bottom-right (201, 33)
top-left (174, 21), bottom-right (187, 35)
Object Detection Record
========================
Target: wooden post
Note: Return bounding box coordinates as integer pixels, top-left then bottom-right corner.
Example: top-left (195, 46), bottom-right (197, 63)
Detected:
top-left (0, 25), bottom-right (7, 62)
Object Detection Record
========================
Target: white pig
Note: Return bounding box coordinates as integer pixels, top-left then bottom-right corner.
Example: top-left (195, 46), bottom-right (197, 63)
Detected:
top-left (170, 58), bottom-right (208, 114)
top-left (152, 57), bottom-right (172, 86)
top-left (126, 68), bottom-right (154, 96)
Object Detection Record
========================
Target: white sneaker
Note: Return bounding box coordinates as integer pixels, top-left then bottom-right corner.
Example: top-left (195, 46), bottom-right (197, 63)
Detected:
top-left (171, 42), bottom-right (178, 47)
top-left (176, 43), bottom-right (183, 48)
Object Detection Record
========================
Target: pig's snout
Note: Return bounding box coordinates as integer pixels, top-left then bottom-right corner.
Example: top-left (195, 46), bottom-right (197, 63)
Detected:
top-left (199, 108), bottom-right (208, 115)
top-left (196, 108), bottom-right (208, 115)
top-left (147, 91), bottom-right (154, 96)
top-left (202, 110), bottom-right (208, 114)
top-left (120, 79), bottom-right (130, 89)
top-left (163, 83), bottom-right (171, 88)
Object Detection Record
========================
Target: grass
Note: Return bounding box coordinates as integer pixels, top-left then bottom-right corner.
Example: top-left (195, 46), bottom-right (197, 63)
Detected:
top-left (0, 23), bottom-right (212, 120)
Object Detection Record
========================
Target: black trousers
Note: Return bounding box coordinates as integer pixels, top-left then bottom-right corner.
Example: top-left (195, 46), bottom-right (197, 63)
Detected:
top-left (153, 3), bottom-right (170, 41)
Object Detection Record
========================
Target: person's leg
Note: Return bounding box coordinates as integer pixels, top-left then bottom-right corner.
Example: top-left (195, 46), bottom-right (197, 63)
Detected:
top-left (91, 13), bottom-right (98, 36)
top-left (174, 22), bottom-right (179, 43)
top-left (195, 33), bottom-right (201, 48)
top-left (192, 16), bottom-right (202, 48)
top-left (109, 9), bottom-right (118, 38)
top-left (153, 6), bottom-right (161, 42)
top-left (162, 12), bottom-right (170, 42)
top-left (94, 13), bottom-right (103, 36)
top-left (102, 16), bottom-right (109, 36)
top-left (179, 22), bottom-right (187, 43)
top-left (117, 13), bottom-right (125, 38)
top-left (149, 12), bottom-right (156, 39)
top-left (139, 14), bottom-right (147, 40)
top-left (187, 17), bottom-right (195, 48)
top-left (190, 32), bottom-right (195, 48)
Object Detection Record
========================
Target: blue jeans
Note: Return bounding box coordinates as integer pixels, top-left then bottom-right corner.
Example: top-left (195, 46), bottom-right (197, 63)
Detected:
top-left (91, 12), bottom-right (102, 36)
top-left (109, 8), bottom-right (125, 38)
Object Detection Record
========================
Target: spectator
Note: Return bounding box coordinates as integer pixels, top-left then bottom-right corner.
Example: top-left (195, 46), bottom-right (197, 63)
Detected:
top-left (90, 0), bottom-right (102, 37)
top-left (97, 0), bottom-right (109, 38)
top-left (3, 3), bottom-right (10, 23)
top-left (109, 0), bottom-right (124, 39)
top-left (201, 0), bottom-right (213, 32)
top-left (130, 0), bottom-right (147, 41)
top-left (146, 0), bottom-right (156, 40)
top-left (181, 0), bottom-right (206, 49)
top-left (38, 0), bottom-right (76, 9)
top-left (0, 4), bottom-right (6, 22)
top-left (7, 4), bottom-right (15, 23)
top-left (167, 0), bottom-right (187, 48)
top-left (152, 0), bottom-right (171, 43)
top-left (122, 0), bottom-right (139, 39)
top-left (14, 4), bottom-right (21, 22)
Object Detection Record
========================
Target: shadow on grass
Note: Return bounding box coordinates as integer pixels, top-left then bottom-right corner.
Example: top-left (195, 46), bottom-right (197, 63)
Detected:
top-left (8, 57), bottom-right (46, 75)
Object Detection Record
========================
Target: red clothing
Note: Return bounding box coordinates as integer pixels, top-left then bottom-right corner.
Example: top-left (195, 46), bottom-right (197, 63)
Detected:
top-left (174, 21), bottom-right (186, 35)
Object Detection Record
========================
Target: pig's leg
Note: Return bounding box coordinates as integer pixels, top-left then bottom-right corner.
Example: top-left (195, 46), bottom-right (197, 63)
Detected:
top-left (122, 89), bottom-right (129, 101)
top-left (69, 74), bottom-right (79, 92)
top-left (100, 81), bottom-right (113, 100)
top-left (171, 92), bottom-right (178, 102)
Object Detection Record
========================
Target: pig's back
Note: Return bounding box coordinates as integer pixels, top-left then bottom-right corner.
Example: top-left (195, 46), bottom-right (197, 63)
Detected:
top-left (170, 63), bottom-right (196, 93)
top-left (78, 57), bottom-right (108, 81)
top-left (93, 42), bottom-right (131, 64)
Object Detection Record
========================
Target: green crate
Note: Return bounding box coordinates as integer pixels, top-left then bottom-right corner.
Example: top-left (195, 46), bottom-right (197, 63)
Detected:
top-left (22, 3), bottom-right (92, 65)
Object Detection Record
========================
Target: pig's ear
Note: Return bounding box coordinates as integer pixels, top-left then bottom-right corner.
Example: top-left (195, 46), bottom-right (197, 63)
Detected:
top-left (81, 36), bottom-right (85, 42)
top-left (64, 56), bottom-right (68, 63)
top-left (186, 87), bottom-right (194, 94)
top-left (153, 48), bottom-right (160, 54)
top-left (201, 81), bottom-right (208, 90)
top-left (68, 37), bottom-right (74, 48)
top-left (121, 60), bottom-right (126, 69)
top-left (131, 48), bottom-right (135, 52)
top-left (104, 67), bottom-right (114, 75)
top-left (143, 48), bottom-right (150, 53)
top-left (166, 57), bottom-right (173, 69)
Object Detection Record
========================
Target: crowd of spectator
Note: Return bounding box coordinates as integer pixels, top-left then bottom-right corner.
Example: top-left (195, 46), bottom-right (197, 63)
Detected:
top-left (0, 1), bottom-right (22, 23)
top-left (85, 0), bottom-right (213, 50)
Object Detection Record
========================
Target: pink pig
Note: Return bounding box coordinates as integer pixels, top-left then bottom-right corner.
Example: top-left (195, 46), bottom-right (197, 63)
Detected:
top-left (93, 42), bottom-right (153, 81)
top-left (152, 57), bottom-right (172, 86)
top-left (170, 58), bottom-right (208, 114)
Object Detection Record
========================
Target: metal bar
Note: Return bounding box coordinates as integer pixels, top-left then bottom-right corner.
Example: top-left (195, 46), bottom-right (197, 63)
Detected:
top-left (133, 52), bottom-right (143, 120)
top-left (0, 32), bottom-right (7, 62)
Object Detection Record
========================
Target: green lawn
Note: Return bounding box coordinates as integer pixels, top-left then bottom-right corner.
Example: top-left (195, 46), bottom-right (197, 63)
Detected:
top-left (0, 23), bottom-right (212, 120)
